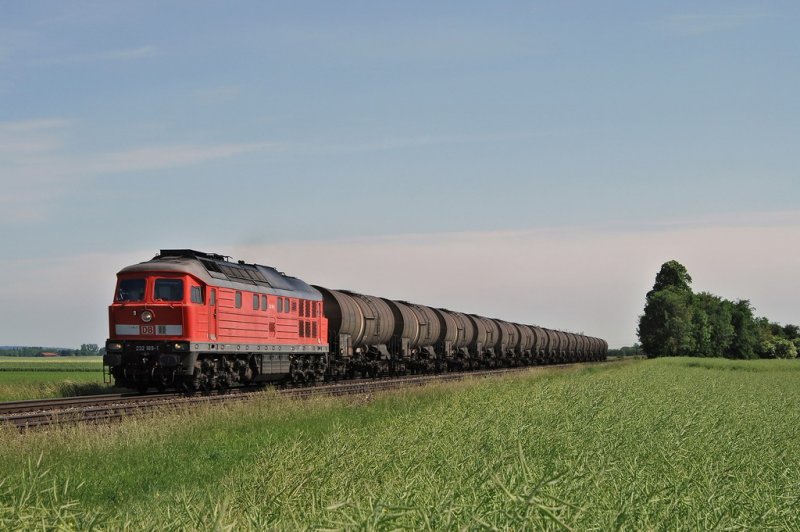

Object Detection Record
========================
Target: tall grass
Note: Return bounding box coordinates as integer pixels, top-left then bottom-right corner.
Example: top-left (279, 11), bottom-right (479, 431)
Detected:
top-left (1, 358), bottom-right (799, 529)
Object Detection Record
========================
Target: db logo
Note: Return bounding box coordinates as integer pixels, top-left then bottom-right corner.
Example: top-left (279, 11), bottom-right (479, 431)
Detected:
top-left (141, 325), bottom-right (155, 335)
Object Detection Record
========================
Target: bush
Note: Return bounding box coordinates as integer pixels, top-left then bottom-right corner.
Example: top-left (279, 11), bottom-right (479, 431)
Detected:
top-left (774, 338), bottom-right (798, 359)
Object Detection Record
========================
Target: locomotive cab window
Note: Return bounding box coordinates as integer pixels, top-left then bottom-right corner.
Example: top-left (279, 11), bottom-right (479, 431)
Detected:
top-left (117, 278), bottom-right (145, 302)
top-left (154, 279), bottom-right (184, 301)
top-left (190, 286), bottom-right (203, 304)
top-left (235, 291), bottom-right (242, 308)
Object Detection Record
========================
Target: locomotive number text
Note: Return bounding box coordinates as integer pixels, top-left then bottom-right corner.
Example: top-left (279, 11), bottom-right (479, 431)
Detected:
top-left (134, 345), bottom-right (158, 352)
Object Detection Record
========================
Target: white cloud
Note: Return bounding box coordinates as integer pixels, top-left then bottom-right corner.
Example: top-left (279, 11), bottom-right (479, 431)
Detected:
top-left (0, 117), bottom-right (69, 157)
top-left (665, 11), bottom-right (767, 36)
top-left (77, 142), bottom-right (285, 174)
top-left (0, 119), bottom-right (286, 224)
top-left (314, 135), bottom-right (475, 154)
top-left (35, 45), bottom-right (157, 66)
top-left (0, 114), bottom-right (479, 225)
top-left (0, 118), bottom-right (70, 132)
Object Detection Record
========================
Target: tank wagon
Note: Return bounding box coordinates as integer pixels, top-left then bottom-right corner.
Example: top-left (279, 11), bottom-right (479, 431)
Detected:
top-left (104, 250), bottom-right (607, 392)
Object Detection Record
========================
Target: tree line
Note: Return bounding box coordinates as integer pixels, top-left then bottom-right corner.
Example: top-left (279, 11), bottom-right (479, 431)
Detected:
top-left (0, 344), bottom-right (102, 357)
top-left (637, 261), bottom-right (799, 359)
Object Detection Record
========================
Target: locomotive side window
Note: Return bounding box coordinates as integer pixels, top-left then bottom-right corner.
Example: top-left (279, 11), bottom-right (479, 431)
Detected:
top-left (253, 294), bottom-right (259, 310)
top-left (261, 295), bottom-right (267, 311)
top-left (117, 279), bottom-right (145, 301)
top-left (154, 279), bottom-right (184, 301)
top-left (277, 298), bottom-right (283, 313)
top-left (235, 291), bottom-right (242, 308)
top-left (210, 289), bottom-right (216, 306)
top-left (190, 286), bottom-right (203, 304)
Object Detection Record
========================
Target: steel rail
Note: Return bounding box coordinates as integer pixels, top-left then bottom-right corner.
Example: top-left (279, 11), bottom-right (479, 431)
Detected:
top-left (0, 393), bottom-right (177, 415)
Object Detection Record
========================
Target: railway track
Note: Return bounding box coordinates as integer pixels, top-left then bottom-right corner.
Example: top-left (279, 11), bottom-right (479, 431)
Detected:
top-left (0, 362), bottom-right (598, 430)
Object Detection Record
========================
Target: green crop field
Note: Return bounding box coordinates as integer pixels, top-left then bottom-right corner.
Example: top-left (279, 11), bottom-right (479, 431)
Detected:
top-left (0, 357), bottom-right (107, 401)
top-left (1, 357), bottom-right (799, 529)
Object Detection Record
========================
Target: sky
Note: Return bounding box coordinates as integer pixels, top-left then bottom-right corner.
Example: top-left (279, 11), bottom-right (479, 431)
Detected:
top-left (1, 1), bottom-right (798, 348)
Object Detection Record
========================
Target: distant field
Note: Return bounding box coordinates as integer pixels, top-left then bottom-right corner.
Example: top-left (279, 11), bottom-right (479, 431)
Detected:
top-left (1, 357), bottom-right (799, 529)
top-left (0, 356), bottom-right (107, 401)
top-left (0, 356), bottom-right (102, 371)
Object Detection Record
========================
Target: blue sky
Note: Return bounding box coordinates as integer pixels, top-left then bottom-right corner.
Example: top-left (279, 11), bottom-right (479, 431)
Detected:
top-left (1, 1), bottom-right (798, 347)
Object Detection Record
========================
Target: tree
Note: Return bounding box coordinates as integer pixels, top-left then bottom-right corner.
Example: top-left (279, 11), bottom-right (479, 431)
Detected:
top-left (691, 305), bottom-right (712, 357)
top-left (647, 260), bottom-right (693, 297)
top-left (783, 324), bottom-right (799, 341)
top-left (638, 260), bottom-right (796, 360)
top-left (693, 292), bottom-right (735, 358)
top-left (639, 260), bottom-right (696, 357)
top-left (79, 344), bottom-right (99, 356)
top-left (727, 300), bottom-right (758, 359)
top-left (638, 286), bottom-right (695, 357)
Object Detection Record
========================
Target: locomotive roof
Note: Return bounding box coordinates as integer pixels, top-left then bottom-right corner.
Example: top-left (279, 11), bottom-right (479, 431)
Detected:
top-left (117, 249), bottom-right (321, 299)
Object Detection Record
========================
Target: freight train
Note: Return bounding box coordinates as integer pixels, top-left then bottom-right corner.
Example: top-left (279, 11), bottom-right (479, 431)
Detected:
top-left (103, 250), bottom-right (607, 392)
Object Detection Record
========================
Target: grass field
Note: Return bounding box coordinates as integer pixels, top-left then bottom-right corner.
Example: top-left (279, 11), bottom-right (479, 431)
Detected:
top-left (1, 357), bottom-right (799, 529)
top-left (0, 356), bottom-right (107, 402)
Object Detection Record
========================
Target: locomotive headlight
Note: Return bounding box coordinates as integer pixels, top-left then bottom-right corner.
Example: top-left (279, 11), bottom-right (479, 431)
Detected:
top-left (172, 342), bottom-right (189, 351)
top-left (140, 310), bottom-right (154, 323)
top-left (106, 341), bottom-right (123, 352)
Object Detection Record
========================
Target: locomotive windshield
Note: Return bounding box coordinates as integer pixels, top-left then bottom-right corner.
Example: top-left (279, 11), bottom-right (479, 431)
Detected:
top-left (116, 278), bottom-right (145, 302)
top-left (154, 279), bottom-right (184, 301)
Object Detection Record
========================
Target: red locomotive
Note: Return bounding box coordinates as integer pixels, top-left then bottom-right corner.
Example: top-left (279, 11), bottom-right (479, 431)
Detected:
top-left (104, 250), bottom-right (607, 392)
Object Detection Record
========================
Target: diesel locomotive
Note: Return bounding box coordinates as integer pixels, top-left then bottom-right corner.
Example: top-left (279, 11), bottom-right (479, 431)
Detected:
top-left (103, 250), bottom-right (607, 392)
